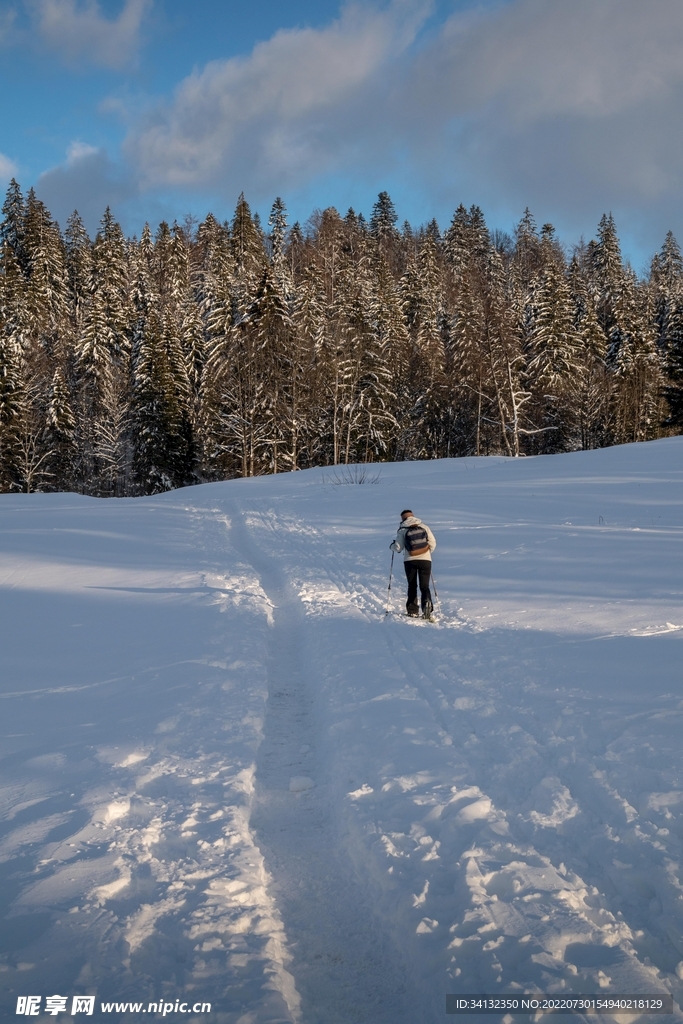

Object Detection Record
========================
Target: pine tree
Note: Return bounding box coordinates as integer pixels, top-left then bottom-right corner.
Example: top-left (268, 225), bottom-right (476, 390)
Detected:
top-left (357, 285), bottom-right (398, 463)
top-left (372, 249), bottom-right (408, 451)
top-left (400, 232), bottom-right (447, 457)
top-left (448, 273), bottom-right (487, 455)
top-left (370, 192), bottom-right (398, 240)
top-left (64, 211), bottom-right (92, 334)
top-left (662, 297), bottom-right (683, 427)
top-left (568, 257), bottom-right (609, 449)
top-left (245, 265), bottom-right (293, 472)
top-left (336, 241), bottom-right (398, 463)
top-left (0, 242), bottom-right (27, 358)
top-left (268, 198), bottom-right (288, 277)
top-left (46, 366), bottom-right (76, 488)
top-left (592, 213), bottom-right (624, 341)
top-left (370, 192), bottom-right (400, 274)
top-left (93, 375), bottom-right (131, 496)
top-left (77, 288), bottom-right (112, 405)
top-left (287, 220), bottom-right (305, 282)
top-left (443, 204), bottom-right (471, 281)
top-left (525, 251), bottom-right (582, 451)
top-left (163, 306), bottom-right (194, 476)
top-left (168, 223), bottom-right (190, 305)
top-left (0, 325), bottom-right (21, 489)
top-left (91, 207), bottom-right (130, 366)
top-left (511, 209), bottom-right (544, 293)
top-left (290, 261), bottom-right (327, 465)
top-left (611, 272), bottom-right (662, 442)
top-left (23, 190), bottom-right (68, 347)
top-left (180, 298), bottom-right (205, 407)
top-left (200, 235), bottom-right (235, 470)
top-left (0, 180), bottom-right (26, 271)
top-left (153, 221), bottom-right (173, 298)
top-left (651, 231), bottom-right (683, 357)
top-left (231, 193), bottom-right (266, 317)
top-left (656, 231), bottom-right (683, 294)
top-left (480, 245), bottom-right (529, 457)
top-left (132, 302), bottom-right (190, 492)
top-left (13, 368), bottom-right (53, 493)
top-left (322, 236), bottom-right (367, 465)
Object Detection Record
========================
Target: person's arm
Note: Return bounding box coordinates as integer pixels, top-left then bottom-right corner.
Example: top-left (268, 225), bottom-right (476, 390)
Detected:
top-left (426, 525), bottom-right (436, 552)
top-left (390, 527), bottom-right (405, 552)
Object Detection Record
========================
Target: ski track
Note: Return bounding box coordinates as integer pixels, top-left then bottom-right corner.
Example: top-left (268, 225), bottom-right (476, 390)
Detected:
top-left (228, 502), bottom-right (421, 1024)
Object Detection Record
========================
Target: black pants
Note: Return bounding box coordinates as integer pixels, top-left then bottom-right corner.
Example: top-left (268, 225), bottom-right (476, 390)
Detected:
top-left (404, 560), bottom-right (433, 611)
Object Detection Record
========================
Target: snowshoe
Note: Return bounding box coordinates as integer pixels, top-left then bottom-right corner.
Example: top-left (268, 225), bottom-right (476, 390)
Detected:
top-left (422, 601), bottom-right (434, 622)
top-left (406, 603), bottom-right (420, 617)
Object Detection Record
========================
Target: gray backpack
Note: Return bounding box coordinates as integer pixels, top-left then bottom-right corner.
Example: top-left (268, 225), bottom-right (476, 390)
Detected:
top-left (404, 524), bottom-right (430, 556)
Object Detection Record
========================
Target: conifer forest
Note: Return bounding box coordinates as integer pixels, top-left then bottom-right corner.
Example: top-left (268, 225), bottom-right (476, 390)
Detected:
top-left (1, 181), bottom-right (682, 495)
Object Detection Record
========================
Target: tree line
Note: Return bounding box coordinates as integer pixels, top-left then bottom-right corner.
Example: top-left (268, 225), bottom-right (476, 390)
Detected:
top-left (0, 181), bottom-right (682, 494)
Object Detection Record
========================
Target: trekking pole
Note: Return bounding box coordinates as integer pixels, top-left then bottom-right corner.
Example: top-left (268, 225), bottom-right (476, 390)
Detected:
top-left (384, 550), bottom-right (395, 617)
top-left (430, 569), bottom-right (441, 618)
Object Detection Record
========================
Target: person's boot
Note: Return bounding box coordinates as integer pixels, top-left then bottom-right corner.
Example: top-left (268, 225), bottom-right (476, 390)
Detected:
top-left (422, 599), bottom-right (434, 621)
top-left (406, 602), bottom-right (420, 617)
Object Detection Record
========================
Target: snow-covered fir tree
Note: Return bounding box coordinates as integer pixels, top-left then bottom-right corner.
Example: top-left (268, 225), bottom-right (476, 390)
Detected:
top-left (0, 181), bottom-right (679, 493)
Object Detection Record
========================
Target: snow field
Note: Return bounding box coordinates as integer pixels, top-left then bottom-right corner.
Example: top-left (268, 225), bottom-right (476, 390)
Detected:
top-left (0, 499), bottom-right (297, 1022)
top-left (1, 438), bottom-right (683, 1022)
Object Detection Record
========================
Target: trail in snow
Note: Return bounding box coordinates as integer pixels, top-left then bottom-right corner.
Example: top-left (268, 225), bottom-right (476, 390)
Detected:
top-left (229, 503), bottom-right (419, 1024)
top-left (1, 440), bottom-right (683, 1023)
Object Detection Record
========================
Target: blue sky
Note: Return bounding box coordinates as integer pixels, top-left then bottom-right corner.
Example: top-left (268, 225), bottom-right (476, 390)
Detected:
top-left (2, 0), bottom-right (683, 270)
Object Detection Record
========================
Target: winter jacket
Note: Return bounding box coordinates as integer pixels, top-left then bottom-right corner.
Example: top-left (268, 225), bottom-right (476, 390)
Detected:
top-left (391, 516), bottom-right (437, 562)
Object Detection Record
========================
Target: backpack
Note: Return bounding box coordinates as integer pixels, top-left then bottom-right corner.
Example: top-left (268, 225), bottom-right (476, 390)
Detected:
top-left (404, 523), bottom-right (430, 556)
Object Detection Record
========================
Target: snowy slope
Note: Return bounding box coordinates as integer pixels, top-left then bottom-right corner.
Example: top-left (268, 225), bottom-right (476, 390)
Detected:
top-left (2, 439), bottom-right (683, 1023)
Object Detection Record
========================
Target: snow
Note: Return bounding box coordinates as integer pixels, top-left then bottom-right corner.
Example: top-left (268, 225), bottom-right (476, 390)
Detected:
top-left (2, 438), bottom-right (683, 1022)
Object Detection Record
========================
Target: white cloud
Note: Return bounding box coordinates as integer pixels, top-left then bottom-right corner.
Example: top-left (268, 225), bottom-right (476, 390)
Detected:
top-left (0, 153), bottom-right (18, 181)
top-left (394, 0), bottom-right (683, 240)
top-left (26, 0), bottom-right (151, 69)
top-left (41, 0), bottom-right (669, 262)
top-left (37, 144), bottom-right (136, 233)
top-left (123, 0), bottom-right (683, 242)
top-left (428, 0), bottom-right (683, 124)
top-left (127, 0), bottom-right (431, 192)
top-left (66, 141), bottom-right (100, 164)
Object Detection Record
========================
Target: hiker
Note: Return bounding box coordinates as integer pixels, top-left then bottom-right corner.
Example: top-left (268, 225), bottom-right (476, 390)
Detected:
top-left (390, 510), bottom-right (437, 619)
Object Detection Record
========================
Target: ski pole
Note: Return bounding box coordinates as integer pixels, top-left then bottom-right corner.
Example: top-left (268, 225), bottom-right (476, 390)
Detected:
top-left (385, 550), bottom-right (395, 617)
top-left (430, 569), bottom-right (441, 617)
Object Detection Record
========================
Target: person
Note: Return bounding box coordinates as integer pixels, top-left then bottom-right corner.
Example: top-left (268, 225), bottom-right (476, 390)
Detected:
top-left (390, 510), bottom-right (437, 619)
